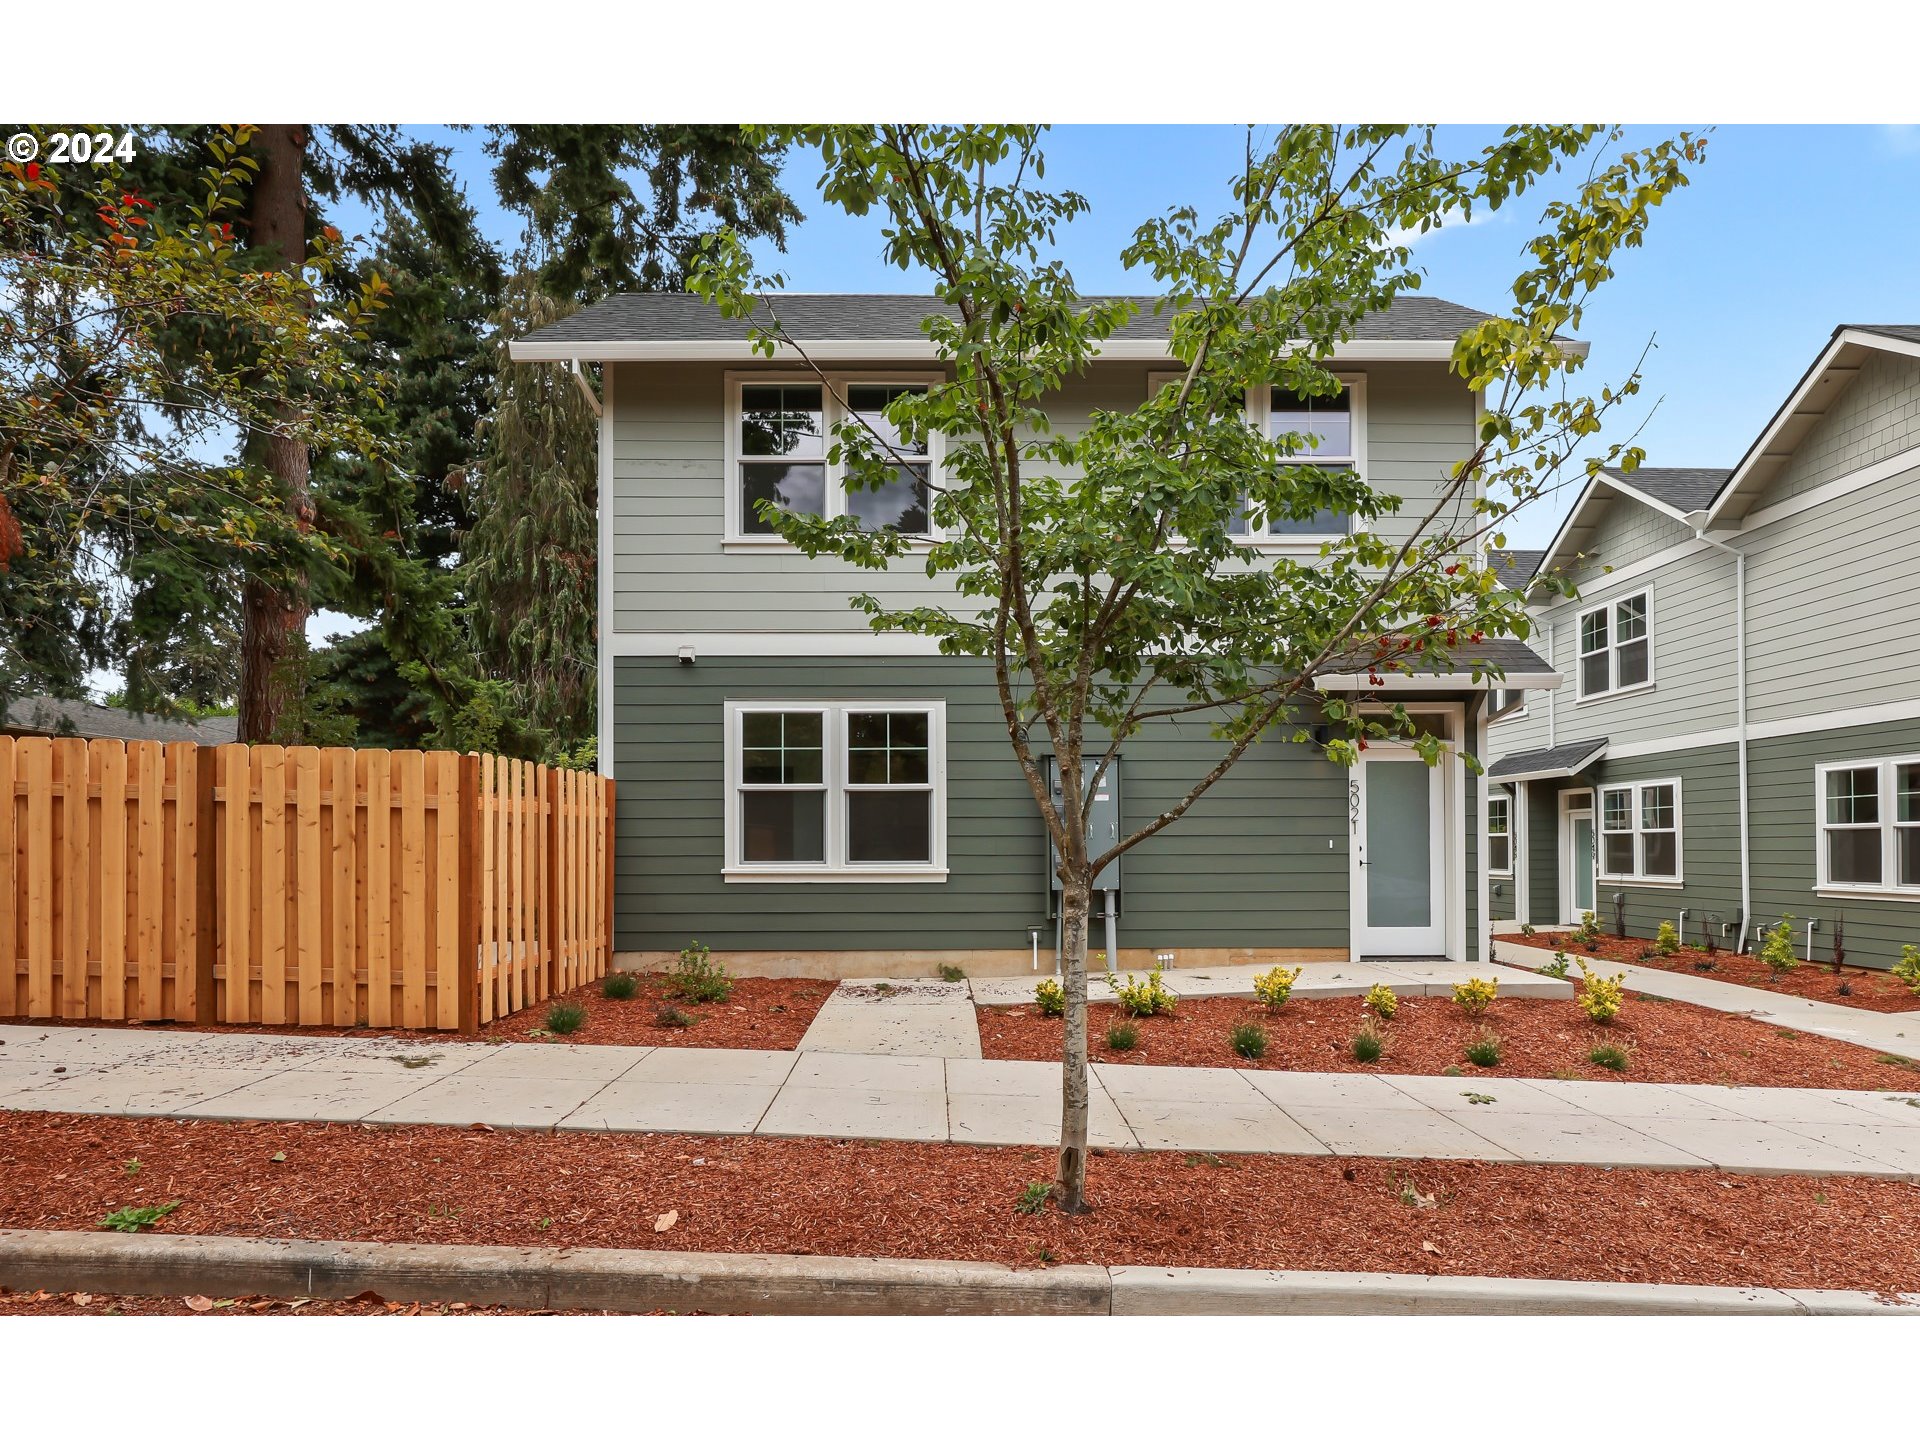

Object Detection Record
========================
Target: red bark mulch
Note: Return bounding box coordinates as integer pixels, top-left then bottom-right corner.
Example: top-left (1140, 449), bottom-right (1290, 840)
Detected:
top-left (976, 992), bottom-right (1920, 1089)
top-left (3, 1112), bottom-right (1919, 1294)
top-left (1507, 930), bottom-right (1920, 1014)
top-left (0, 975), bottom-right (832, 1052)
top-left (0, 1289), bottom-right (651, 1317)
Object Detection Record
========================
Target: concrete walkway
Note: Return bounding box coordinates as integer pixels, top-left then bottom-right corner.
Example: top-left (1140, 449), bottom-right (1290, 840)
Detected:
top-left (5, 1021), bottom-right (1920, 1179)
top-left (969, 958), bottom-right (1568, 1009)
top-left (1490, 940), bottom-right (1920, 1061)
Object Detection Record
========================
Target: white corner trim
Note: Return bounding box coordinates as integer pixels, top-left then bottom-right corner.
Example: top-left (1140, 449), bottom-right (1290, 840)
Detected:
top-left (597, 363), bottom-right (615, 778)
top-left (608, 632), bottom-right (951, 658)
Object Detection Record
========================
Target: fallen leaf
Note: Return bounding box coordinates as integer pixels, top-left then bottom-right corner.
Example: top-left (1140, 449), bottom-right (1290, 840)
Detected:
top-left (269, 1152), bottom-right (286, 1163)
top-left (184, 1295), bottom-right (213, 1312)
top-left (71, 1292), bottom-right (92, 1307)
top-left (654, 1209), bottom-right (679, 1233)
top-left (1421, 1240), bottom-right (1442, 1256)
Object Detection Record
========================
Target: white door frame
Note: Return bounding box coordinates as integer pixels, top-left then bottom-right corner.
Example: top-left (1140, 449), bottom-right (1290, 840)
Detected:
top-left (1347, 703), bottom-right (1466, 960)
top-left (1559, 787), bottom-right (1595, 926)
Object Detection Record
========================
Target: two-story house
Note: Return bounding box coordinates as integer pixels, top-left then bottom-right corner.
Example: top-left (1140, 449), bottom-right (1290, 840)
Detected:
top-left (1487, 324), bottom-right (1920, 969)
top-left (511, 293), bottom-right (1561, 978)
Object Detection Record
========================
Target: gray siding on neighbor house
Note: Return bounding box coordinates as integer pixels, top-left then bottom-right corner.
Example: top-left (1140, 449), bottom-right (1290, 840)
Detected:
top-left (1560, 495), bottom-right (1696, 591)
top-left (1766, 350), bottom-right (1920, 503)
top-left (611, 654), bottom-right (1487, 958)
top-left (605, 360), bottom-right (1479, 636)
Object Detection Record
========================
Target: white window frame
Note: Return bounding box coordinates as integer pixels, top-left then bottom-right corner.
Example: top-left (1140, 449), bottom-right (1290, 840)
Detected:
top-left (1595, 777), bottom-right (1683, 885)
top-left (723, 370), bottom-right (947, 548)
top-left (1144, 370), bottom-right (1367, 553)
top-left (722, 699), bottom-right (949, 882)
top-left (1486, 790), bottom-right (1514, 877)
top-left (1814, 754), bottom-right (1920, 900)
top-left (1575, 586), bottom-right (1654, 702)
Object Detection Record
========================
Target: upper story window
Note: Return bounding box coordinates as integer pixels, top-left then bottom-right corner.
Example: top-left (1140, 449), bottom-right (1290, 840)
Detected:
top-left (1816, 756), bottom-right (1920, 894)
top-left (1488, 688), bottom-right (1528, 721)
top-left (1233, 383), bottom-right (1361, 541)
top-left (1597, 778), bottom-right (1681, 882)
top-left (1486, 792), bottom-right (1513, 875)
top-left (727, 373), bottom-right (940, 543)
top-left (1577, 590), bottom-right (1651, 700)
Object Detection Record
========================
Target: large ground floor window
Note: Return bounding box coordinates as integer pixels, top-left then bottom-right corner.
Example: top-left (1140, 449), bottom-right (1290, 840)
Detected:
top-left (724, 700), bottom-right (948, 881)
top-left (1596, 777), bottom-right (1681, 883)
top-left (1817, 754), bottom-right (1920, 895)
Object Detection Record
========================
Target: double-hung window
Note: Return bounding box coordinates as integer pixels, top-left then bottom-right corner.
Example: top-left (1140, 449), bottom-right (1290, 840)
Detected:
top-left (1597, 778), bottom-right (1681, 882)
top-left (1577, 590), bottom-right (1652, 699)
top-left (728, 374), bottom-right (938, 541)
top-left (725, 701), bottom-right (947, 881)
top-left (1232, 383), bottom-right (1360, 541)
top-left (1816, 756), bottom-right (1920, 894)
top-left (1486, 792), bottom-right (1513, 876)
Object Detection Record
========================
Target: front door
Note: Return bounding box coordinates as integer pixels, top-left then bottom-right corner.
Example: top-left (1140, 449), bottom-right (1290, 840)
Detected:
top-left (1563, 790), bottom-right (1595, 923)
top-left (1353, 747), bottom-right (1445, 955)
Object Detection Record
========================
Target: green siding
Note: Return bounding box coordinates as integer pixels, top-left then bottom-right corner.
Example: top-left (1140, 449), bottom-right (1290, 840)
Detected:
top-left (1525, 779), bottom-right (1561, 923)
top-left (612, 656), bottom-right (1487, 957)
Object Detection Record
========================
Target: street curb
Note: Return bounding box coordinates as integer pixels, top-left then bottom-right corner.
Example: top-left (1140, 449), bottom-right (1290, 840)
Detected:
top-left (3, 1230), bottom-right (1916, 1315)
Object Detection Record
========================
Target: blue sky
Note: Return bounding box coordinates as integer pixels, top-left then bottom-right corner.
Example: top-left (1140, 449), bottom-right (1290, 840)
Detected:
top-left (383, 124), bottom-right (1920, 549)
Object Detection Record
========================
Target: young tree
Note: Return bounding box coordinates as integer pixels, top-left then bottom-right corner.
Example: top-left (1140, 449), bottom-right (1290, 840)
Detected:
top-left (693, 124), bottom-right (1703, 1212)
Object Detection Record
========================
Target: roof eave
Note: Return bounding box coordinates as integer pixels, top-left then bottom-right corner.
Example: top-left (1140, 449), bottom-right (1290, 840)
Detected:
top-left (507, 337), bottom-right (1509, 364)
top-left (1317, 670), bottom-right (1562, 693)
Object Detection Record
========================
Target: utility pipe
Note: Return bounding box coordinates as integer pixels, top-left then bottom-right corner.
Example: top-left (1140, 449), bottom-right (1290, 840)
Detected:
top-left (1104, 889), bottom-right (1119, 974)
top-left (1691, 523), bottom-right (1751, 954)
top-left (1805, 916), bottom-right (1820, 965)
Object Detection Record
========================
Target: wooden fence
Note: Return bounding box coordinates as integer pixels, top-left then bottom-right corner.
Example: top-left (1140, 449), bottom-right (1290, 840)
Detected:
top-left (1, 736), bottom-right (613, 1031)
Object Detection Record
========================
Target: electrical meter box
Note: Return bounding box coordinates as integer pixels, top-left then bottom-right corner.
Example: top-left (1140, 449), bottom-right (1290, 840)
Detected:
top-left (1042, 754), bottom-right (1121, 896)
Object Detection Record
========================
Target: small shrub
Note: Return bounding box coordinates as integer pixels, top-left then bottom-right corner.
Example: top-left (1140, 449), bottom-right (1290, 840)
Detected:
top-left (1539, 951), bottom-right (1571, 979)
top-left (1574, 910), bottom-right (1602, 948)
top-left (99, 1200), bottom-right (181, 1233)
top-left (600, 971), bottom-right (640, 1001)
top-left (1693, 957), bottom-right (1719, 971)
top-left (1109, 965), bottom-right (1178, 1018)
top-left (1758, 915), bottom-right (1799, 974)
top-left (1588, 1041), bottom-right (1632, 1072)
top-left (1463, 1027), bottom-right (1502, 1068)
top-left (1014, 1180), bottom-right (1052, 1216)
top-left (1895, 945), bottom-right (1920, 996)
top-left (1362, 982), bottom-right (1399, 1021)
top-left (935, 963), bottom-right (967, 983)
top-left (1442, 1064), bottom-right (1463, 1077)
top-left (1105, 1022), bottom-right (1140, 1053)
top-left (1252, 964), bottom-right (1303, 1011)
top-left (1519, 923), bottom-right (1537, 938)
top-left (1575, 959), bottom-right (1627, 1024)
top-left (545, 1001), bottom-right (588, 1035)
top-left (654, 1004), bottom-right (695, 1029)
top-left (1350, 1019), bottom-right (1386, 1063)
top-left (1700, 915), bottom-right (1718, 954)
top-left (1229, 1023), bottom-right (1269, 1060)
top-left (1034, 978), bottom-right (1066, 1017)
top-left (1451, 976), bottom-right (1498, 1017)
top-left (1830, 913), bottom-right (1846, 975)
top-left (666, 940), bottom-right (734, 1003)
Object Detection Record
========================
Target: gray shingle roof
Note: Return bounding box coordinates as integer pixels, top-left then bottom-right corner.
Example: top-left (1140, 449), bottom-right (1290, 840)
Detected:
top-left (1847, 324), bottom-right (1920, 344)
top-left (1487, 738), bottom-right (1609, 782)
top-left (1601, 466), bottom-right (1732, 515)
top-left (3, 695), bottom-right (238, 745)
top-left (1328, 636), bottom-right (1555, 679)
top-left (520, 292), bottom-right (1504, 347)
top-left (1487, 549), bottom-right (1546, 588)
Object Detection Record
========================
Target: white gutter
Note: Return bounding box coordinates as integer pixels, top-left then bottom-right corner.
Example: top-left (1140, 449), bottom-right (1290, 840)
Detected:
top-left (1687, 513), bottom-right (1750, 953)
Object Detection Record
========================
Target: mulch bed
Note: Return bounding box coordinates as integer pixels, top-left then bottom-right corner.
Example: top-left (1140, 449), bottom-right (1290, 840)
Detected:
top-left (3, 1112), bottom-right (1919, 1293)
top-left (1507, 930), bottom-right (1920, 1014)
top-left (975, 992), bottom-right (1920, 1089)
top-left (0, 975), bottom-right (832, 1052)
top-left (0, 1289), bottom-right (650, 1317)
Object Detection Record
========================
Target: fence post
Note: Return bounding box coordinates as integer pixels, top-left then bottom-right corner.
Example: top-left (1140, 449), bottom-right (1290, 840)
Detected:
top-left (192, 744), bottom-right (218, 1023)
top-left (542, 764), bottom-right (559, 996)
top-left (456, 752), bottom-right (480, 1034)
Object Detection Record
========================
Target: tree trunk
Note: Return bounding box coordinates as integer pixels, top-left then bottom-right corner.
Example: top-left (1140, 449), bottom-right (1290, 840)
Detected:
top-left (1055, 875), bottom-right (1093, 1213)
top-left (236, 124), bottom-right (314, 743)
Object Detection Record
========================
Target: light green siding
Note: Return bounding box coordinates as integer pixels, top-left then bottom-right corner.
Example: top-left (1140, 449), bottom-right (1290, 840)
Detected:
top-left (1765, 350), bottom-right (1920, 503)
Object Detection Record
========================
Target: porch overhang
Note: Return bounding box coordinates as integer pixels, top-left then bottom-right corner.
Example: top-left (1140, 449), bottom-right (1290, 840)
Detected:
top-left (1485, 738), bottom-right (1609, 784)
top-left (1315, 636), bottom-right (1561, 694)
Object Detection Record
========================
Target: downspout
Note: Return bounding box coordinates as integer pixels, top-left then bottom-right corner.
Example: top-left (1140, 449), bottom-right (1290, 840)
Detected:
top-left (1689, 518), bottom-right (1750, 953)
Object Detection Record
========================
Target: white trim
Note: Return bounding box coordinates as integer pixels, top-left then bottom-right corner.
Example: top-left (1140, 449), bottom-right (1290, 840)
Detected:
top-left (1318, 671), bottom-right (1561, 693)
top-left (513, 337), bottom-right (1536, 365)
top-left (1813, 753), bottom-right (1920, 897)
top-left (1528, 538), bottom-right (1698, 617)
top-left (1573, 586), bottom-right (1654, 702)
top-left (1729, 439), bottom-right (1920, 537)
top-left (1604, 728), bottom-right (1740, 760)
top-left (1233, 373), bottom-right (1367, 549)
top-left (1595, 776), bottom-right (1684, 885)
top-left (608, 631), bottom-right (948, 657)
top-left (1513, 778), bottom-right (1532, 927)
top-left (1815, 887), bottom-right (1920, 905)
top-left (597, 363), bottom-right (615, 778)
top-left (722, 699), bottom-right (949, 884)
top-left (1560, 787), bottom-right (1595, 926)
top-left (1485, 789), bottom-right (1514, 878)
top-left (1348, 702), bottom-right (1466, 960)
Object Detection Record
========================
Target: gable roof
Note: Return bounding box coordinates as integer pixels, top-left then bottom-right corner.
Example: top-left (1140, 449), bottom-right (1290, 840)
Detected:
top-left (2, 695), bottom-right (238, 745)
top-left (1599, 466), bottom-right (1732, 516)
top-left (1486, 738), bottom-right (1608, 783)
top-left (509, 292), bottom-right (1586, 363)
top-left (1486, 548), bottom-right (1546, 589)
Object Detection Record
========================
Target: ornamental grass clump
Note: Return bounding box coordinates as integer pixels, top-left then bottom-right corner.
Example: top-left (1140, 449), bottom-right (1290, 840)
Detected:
top-left (1758, 915), bottom-right (1799, 974)
top-left (1230, 1022), bottom-right (1269, 1060)
top-left (545, 1001), bottom-right (588, 1035)
top-left (1351, 1019), bottom-right (1387, 1063)
top-left (1362, 982), bottom-right (1399, 1021)
top-left (1110, 965), bottom-right (1179, 1018)
top-left (1463, 1027), bottom-right (1502, 1068)
top-left (1451, 976), bottom-right (1498, 1017)
top-left (1252, 964), bottom-right (1303, 1011)
top-left (655, 1004), bottom-right (695, 1029)
top-left (1105, 1021), bottom-right (1140, 1052)
top-left (1574, 959), bottom-right (1627, 1024)
top-left (601, 971), bottom-right (640, 1001)
top-left (1654, 920), bottom-right (1680, 955)
top-left (1034, 978), bottom-right (1066, 1017)
top-left (1588, 1041), bottom-right (1633, 1072)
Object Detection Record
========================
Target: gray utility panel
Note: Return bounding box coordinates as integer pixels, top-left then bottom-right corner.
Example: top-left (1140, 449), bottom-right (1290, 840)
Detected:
top-left (1042, 754), bottom-right (1121, 895)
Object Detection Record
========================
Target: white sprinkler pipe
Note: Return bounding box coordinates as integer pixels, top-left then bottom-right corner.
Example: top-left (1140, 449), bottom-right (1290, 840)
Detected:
top-left (1805, 916), bottom-right (1820, 965)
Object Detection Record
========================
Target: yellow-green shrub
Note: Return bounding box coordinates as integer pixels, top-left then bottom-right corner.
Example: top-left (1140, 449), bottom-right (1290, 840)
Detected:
top-left (1897, 945), bottom-right (1920, 995)
top-left (1034, 978), bottom-right (1066, 1017)
top-left (1654, 920), bottom-right (1680, 955)
top-left (1253, 965), bottom-right (1304, 1010)
top-left (1108, 965), bottom-right (1178, 1018)
top-left (1575, 958), bottom-right (1627, 1024)
top-left (1758, 914), bottom-right (1799, 974)
top-left (1451, 976), bottom-right (1498, 1017)
top-left (1363, 982), bottom-right (1399, 1021)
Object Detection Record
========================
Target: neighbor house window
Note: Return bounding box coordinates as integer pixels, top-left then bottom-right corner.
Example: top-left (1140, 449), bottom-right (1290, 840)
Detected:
top-left (725, 701), bottom-right (947, 880)
top-left (1487, 793), bottom-right (1513, 876)
top-left (728, 374), bottom-right (940, 541)
top-left (1577, 591), bottom-right (1652, 699)
top-left (1816, 756), bottom-right (1920, 894)
top-left (1597, 778), bottom-right (1681, 882)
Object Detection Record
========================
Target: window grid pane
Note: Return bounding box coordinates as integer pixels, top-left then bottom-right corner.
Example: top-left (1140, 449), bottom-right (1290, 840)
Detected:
top-left (1601, 790), bottom-right (1632, 832)
top-left (1825, 767), bottom-right (1879, 826)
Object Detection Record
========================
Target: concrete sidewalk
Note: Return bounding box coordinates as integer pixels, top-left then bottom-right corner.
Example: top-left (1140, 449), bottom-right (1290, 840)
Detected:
top-left (5, 1020), bottom-right (1920, 1178)
top-left (1490, 940), bottom-right (1920, 1061)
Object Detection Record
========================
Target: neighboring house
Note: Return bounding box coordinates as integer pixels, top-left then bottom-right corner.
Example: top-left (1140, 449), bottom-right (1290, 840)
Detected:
top-left (2, 694), bottom-right (239, 746)
top-left (1486, 324), bottom-right (1920, 969)
top-left (511, 294), bottom-right (1563, 976)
